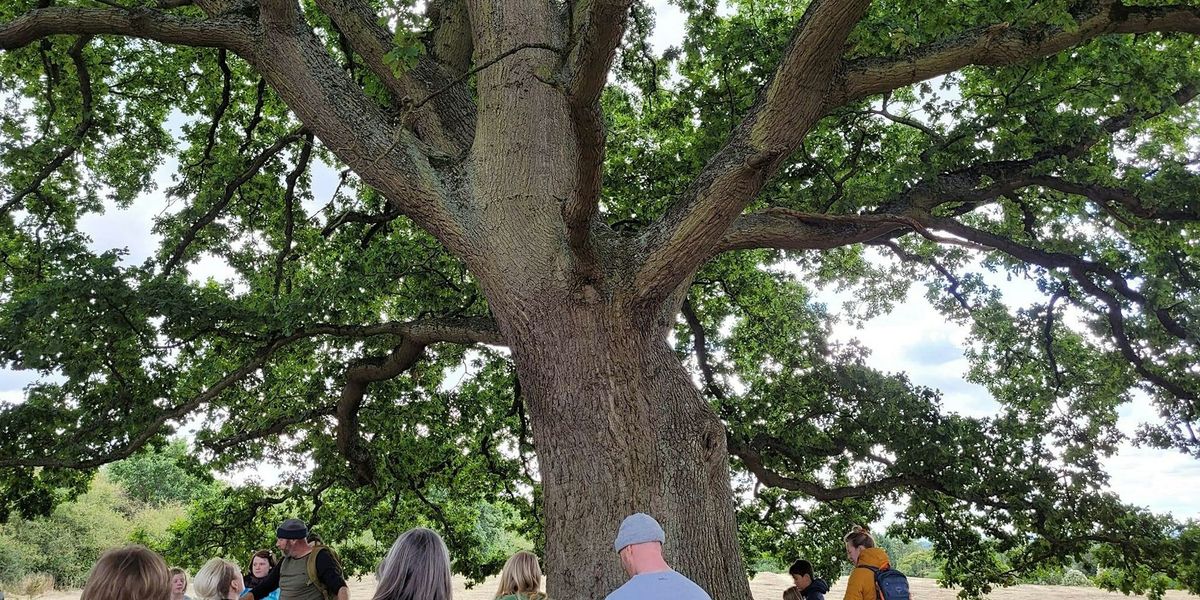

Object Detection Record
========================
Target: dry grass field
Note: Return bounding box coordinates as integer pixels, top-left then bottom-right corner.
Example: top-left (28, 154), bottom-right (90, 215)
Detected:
top-left (15, 573), bottom-right (1197, 600)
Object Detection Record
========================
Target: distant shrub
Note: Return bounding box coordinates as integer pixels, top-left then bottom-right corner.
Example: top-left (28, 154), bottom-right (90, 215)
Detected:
top-left (1061, 568), bottom-right (1092, 587)
top-left (896, 548), bottom-right (942, 579)
top-left (13, 573), bottom-right (55, 598)
top-left (0, 472), bottom-right (184, 589)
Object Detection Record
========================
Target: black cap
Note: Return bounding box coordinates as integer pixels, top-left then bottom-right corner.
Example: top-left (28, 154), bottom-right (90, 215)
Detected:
top-left (276, 518), bottom-right (308, 540)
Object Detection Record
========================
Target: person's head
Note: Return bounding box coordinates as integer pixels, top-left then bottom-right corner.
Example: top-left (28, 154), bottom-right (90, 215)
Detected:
top-left (275, 518), bottom-right (311, 558)
top-left (193, 558), bottom-right (244, 600)
top-left (788, 559), bottom-right (813, 590)
top-left (80, 545), bottom-right (171, 600)
top-left (783, 586), bottom-right (804, 600)
top-left (169, 567), bottom-right (189, 597)
top-left (613, 513), bottom-right (667, 577)
top-left (247, 549), bottom-right (276, 579)
top-left (494, 551), bottom-right (543, 599)
top-left (373, 527), bottom-right (452, 600)
top-left (843, 525), bottom-right (876, 564)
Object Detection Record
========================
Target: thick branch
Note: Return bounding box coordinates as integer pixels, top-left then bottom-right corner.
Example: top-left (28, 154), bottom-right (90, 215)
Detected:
top-left (246, 3), bottom-right (470, 256)
top-left (427, 0), bottom-right (472, 73)
top-left (714, 82), bottom-right (1198, 255)
top-left (713, 209), bottom-right (913, 255)
top-left (635, 0), bottom-right (872, 306)
top-left (561, 0), bottom-right (634, 282)
top-left (829, 1), bottom-right (1200, 108)
top-left (313, 0), bottom-right (475, 153)
top-left (0, 7), bottom-right (253, 53)
top-left (332, 315), bottom-right (502, 484)
top-left (338, 339), bottom-right (426, 485)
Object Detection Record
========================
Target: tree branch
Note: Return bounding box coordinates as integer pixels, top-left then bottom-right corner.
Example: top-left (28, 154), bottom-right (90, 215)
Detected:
top-left (332, 315), bottom-right (503, 484)
top-left (313, 0), bottom-right (476, 153)
top-left (0, 6), bottom-right (254, 53)
top-left (273, 132), bottom-right (314, 296)
top-left (829, 1), bottom-right (1200, 109)
top-left (427, 0), bottom-right (472, 73)
top-left (246, 3), bottom-right (470, 256)
top-left (926, 216), bottom-right (1198, 398)
top-left (728, 435), bottom-right (1027, 511)
top-left (203, 403), bottom-right (337, 453)
top-left (338, 339), bottom-right (426, 485)
top-left (634, 0), bottom-right (873, 306)
top-left (713, 208), bottom-right (915, 255)
top-left (3, 35), bottom-right (93, 213)
top-left (561, 0), bottom-right (634, 283)
top-left (0, 316), bottom-right (503, 470)
top-left (163, 128), bottom-right (308, 276)
top-left (1026, 175), bottom-right (1200, 222)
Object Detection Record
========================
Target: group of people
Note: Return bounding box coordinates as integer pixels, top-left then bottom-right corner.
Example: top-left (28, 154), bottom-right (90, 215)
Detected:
top-left (77, 514), bottom-right (895, 600)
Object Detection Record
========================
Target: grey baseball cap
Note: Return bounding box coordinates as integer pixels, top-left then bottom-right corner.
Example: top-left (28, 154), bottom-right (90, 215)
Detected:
top-left (613, 512), bottom-right (665, 552)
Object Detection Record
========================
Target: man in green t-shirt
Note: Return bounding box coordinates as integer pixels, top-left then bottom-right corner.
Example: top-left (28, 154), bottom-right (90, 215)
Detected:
top-left (244, 518), bottom-right (349, 600)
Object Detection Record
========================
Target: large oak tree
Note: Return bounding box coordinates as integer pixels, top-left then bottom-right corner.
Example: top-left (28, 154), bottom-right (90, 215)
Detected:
top-left (2, 0), bottom-right (1199, 597)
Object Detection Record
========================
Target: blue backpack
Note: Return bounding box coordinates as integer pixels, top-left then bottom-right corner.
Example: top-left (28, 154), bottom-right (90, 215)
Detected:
top-left (856, 565), bottom-right (911, 600)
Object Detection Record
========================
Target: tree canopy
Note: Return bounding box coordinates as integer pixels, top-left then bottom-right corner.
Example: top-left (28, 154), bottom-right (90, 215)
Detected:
top-left (1, 0), bottom-right (1199, 597)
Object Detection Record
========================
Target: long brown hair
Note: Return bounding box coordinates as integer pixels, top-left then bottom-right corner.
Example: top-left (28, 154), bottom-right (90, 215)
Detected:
top-left (81, 545), bottom-right (171, 600)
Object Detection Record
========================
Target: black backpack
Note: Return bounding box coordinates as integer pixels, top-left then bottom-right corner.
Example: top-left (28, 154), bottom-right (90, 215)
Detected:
top-left (856, 564), bottom-right (911, 600)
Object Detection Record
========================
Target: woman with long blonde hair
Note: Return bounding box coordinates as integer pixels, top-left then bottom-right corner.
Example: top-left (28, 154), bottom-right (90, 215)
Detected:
top-left (493, 551), bottom-right (547, 600)
top-left (193, 558), bottom-right (245, 600)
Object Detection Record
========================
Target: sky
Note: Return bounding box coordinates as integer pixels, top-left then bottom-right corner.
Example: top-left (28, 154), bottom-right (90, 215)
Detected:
top-left (0, 1), bottom-right (1197, 522)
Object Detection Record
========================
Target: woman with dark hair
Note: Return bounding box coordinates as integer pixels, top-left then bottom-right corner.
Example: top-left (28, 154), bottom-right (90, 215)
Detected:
top-left (241, 550), bottom-right (279, 600)
top-left (372, 528), bottom-right (453, 600)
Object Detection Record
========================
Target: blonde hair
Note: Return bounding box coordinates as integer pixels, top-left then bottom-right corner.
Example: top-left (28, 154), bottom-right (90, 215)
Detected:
top-left (783, 587), bottom-right (804, 600)
top-left (81, 545), bottom-right (171, 600)
top-left (843, 524), bottom-right (875, 549)
top-left (193, 558), bottom-right (241, 600)
top-left (493, 551), bottom-right (545, 599)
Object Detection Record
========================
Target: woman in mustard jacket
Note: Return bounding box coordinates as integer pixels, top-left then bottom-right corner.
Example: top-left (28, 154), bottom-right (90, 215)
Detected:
top-left (842, 525), bottom-right (892, 600)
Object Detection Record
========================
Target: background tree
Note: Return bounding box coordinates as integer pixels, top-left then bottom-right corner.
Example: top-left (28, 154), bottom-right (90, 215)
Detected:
top-left (1, 0), bottom-right (1199, 598)
top-left (107, 439), bottom-right (216, 506)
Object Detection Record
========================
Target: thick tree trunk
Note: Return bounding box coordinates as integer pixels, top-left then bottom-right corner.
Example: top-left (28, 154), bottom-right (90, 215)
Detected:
top-left (457, 7), bottom-right (749, 596)
top-left (500, 302), bottom-right (752, 600)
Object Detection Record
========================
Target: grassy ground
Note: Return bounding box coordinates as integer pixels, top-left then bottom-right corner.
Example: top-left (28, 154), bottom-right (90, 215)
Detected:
top-left (16, 573), bottom-right (1197, 600)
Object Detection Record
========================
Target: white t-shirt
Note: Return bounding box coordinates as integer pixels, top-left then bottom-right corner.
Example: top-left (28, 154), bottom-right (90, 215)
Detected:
top-left (604, 570), bottom-right (713, 600)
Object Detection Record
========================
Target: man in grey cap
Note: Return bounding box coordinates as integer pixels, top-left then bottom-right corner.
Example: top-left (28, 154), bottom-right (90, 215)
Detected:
top-left (605, 512), bottom-right (712, 599)
top-left (244, 518), bottom-right (349, 600)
